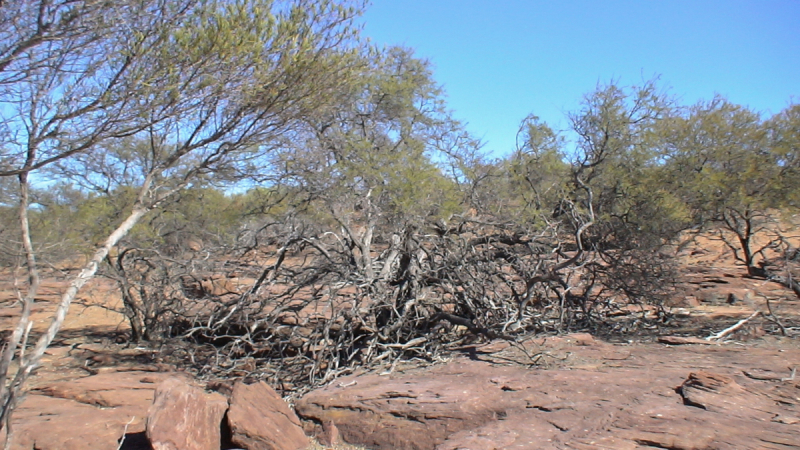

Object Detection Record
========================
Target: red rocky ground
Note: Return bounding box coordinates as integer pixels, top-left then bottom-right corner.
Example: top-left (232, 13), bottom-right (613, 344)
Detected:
top-left (1, 233), bottom-right (799, 449)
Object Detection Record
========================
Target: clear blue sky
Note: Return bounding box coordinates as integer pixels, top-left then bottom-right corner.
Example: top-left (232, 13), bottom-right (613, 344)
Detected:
top-left (360, 1), bottom-right (800, 157)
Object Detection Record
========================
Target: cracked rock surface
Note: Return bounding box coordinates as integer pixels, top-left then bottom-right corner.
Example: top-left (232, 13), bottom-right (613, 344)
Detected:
top-left (8, 370), bottom-right (180, 450)
top-left (296, 334), bottom-right (800, 450)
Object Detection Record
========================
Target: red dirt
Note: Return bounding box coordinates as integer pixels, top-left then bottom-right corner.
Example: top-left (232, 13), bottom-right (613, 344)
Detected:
top-left (1, 230), bottom-right (799, 449)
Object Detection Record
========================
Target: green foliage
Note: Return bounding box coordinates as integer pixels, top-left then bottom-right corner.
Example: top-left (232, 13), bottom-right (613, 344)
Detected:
top-left (125, 187), bottom-right (242, 250)
top-left (271, 46), bottom-right (465, 228)
top-left (503, 115), bottom-right (570, 222)
top-left (497, 81), bottom-right (691, 251)
top-left (661, 98), bottom-right (769, 217)
top-left (766, 103), bottom-right (800, 206)
top-left (1, 0), bottom-right (798, 384)
top-left (22, 182), bottom-right (247, 260)
top-left (653, 98), bottom-right (799, 272)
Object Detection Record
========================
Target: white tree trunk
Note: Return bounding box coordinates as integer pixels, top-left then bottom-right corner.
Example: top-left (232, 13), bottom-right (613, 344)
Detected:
top-left (0, 205), bottom-right (150, 443)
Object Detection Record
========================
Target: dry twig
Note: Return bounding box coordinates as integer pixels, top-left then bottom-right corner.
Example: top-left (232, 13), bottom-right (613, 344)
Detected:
top-left (706, 310), bottom-right (762, 341)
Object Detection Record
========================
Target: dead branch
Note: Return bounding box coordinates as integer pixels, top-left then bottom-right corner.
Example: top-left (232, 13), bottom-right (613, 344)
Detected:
top-left (706, 310), bottom-right (762, 341)
top-left (758, 294), bottom-right (788, 336)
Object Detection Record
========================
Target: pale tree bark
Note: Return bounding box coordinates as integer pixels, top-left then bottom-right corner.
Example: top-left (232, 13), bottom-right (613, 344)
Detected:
top-left (0, 173), bottom-right (38, 448)
top-left (0, 169), bottom-right (168, 446)
top-left (0, 175), bottom-right (37, 385)
top-left (0, 1), bottom-right (367, 443)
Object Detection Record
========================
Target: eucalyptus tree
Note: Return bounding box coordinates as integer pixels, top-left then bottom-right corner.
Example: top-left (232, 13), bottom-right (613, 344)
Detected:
top-left (176, 47), bottom-right (482, 387)
top-left (1, 1), bottom-right (199, 438)
top-left (563, 81), bottom-right (688, 314)
top-left (269, 46), bottom-right (464, 284)
top-left (0, 0), bottom-right (367, 441)
top-left (767, 103), bottom-right (800, 209)
top-left (504, 114), bottom-right (569, 221)
top-left (661, 98), bottom-right (798, 280)
top-left (465, 80), bottom-right (687, 331)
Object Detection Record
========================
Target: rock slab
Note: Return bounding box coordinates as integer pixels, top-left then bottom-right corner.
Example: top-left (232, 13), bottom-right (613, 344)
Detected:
top-left (297, 338), bottom-right (800, 450)
top-left (146, 377), bottom-right (229, 450)
top-left (227, 380), bottom-right (309, 450)
top-left (8, 370), bottom-right (176, 450)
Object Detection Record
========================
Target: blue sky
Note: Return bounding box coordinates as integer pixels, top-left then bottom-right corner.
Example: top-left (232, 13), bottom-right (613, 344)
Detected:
top-left (360, 1), bottom-right (800, 157)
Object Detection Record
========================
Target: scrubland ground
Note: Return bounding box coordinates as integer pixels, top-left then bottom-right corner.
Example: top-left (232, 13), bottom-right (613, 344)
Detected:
top-left (1, 230), bottom-right (799, 450)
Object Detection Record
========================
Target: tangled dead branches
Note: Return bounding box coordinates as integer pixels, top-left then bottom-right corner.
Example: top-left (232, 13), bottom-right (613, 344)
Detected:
top-left (104, 212), bottom-right (677, 396)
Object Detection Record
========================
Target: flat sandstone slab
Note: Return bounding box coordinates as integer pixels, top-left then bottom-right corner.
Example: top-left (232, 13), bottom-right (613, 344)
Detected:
top-left (297, 336), bottom-right (800, 450)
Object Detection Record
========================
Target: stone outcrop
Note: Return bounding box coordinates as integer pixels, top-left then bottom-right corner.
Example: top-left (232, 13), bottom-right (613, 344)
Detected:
top-left (227, 380), bottom-right (309, 450)
top-left (8, 367), bottom-right (315, 450)
top-left (146, 377), bottom-right (229, 450)
top-left (8, 370), bottom-right (178, 450)
top-left (297, 336), bottom-right (800, 450)
top-left (8, 334), bottom-right (800, 450)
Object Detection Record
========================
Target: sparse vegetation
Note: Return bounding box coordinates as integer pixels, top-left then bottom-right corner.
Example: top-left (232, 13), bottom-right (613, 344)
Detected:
top-left (0, 1), bottom-right (798, 447)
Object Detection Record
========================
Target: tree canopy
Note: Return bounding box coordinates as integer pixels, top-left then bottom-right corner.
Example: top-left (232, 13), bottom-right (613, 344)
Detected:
top-left (0, 1), bottom-right (798, 444)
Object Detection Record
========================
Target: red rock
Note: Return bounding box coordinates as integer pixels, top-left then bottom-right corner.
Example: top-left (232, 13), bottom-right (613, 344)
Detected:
top-left (679, 371), bottom-right (748, 411)
top-left (34, 370), bottom-right (177, 409)
top-left (9, 336), bottom-right (800, 450)
top-left (296, 363), bottom-right (514, 450)
top-left (227, 380), bottom-right (309, 450)
top-left (616, 427), bottom-right (715, 450)
top-left (321, 420), bottom-right (341, 447)
top-left (7, 371), bottom-right (177, 450)
top-left (657, 336), bottom-right (713, 345)
top-left (297, 341), bottom-right (800, 450)
top-left (5, 394), bottom-right (133, 450)
top-left (146, 377), bottom-right (229, 450)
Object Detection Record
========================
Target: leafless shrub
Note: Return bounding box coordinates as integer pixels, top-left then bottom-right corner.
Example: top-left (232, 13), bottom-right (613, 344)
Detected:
top-left (117, 205), bottom-right (674, 397)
